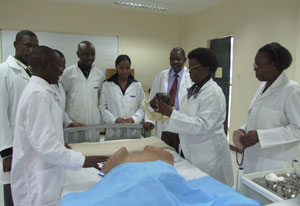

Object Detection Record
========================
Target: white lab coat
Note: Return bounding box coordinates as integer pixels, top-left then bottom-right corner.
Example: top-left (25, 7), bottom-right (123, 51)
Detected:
top-left (0, 55), bottom-right (30, 184)
top-left (100, 80), bottom-right (145, 140)
top-left (242, 72), bottom-right (300, 174)
top-left (167, 79), bottom-right (234, 186)
top-left (50, 80), bottom-right (72, 128)
top-left (61, 64), bottom-right (105, 142)
top-left (145, 67), bottom-right (193, 138)
top-left (11, 76), bottom-right (85, 206)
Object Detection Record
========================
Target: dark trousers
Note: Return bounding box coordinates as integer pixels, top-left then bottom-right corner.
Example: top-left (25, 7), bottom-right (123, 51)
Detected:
top-left (161, 131), bottom-right (180, 153)
top-left (4, 184), bottom-right (13, 206)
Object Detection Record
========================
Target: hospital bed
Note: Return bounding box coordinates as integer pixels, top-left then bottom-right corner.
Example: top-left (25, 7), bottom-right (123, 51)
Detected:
top-left (63, 123), bottom-right (151, 143)
top-left (61, 125), bottom-right (262, 205)
top-left (62, 136), bottom-right (206, 195)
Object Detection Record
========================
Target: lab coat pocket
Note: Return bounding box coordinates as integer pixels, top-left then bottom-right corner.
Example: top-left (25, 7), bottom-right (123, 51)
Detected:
top-left (36, 167), bottom-right (63, 204)
top-left (258, 107), bottom-right (282, 129)
top-left (189, 140), bottom-right (216, 170)
top-left (91, 80), bottom-right (100, 91)
top-left (93, 84), bottom-right (100, 93)
top-left (126, 93), bottom-right (138, 106)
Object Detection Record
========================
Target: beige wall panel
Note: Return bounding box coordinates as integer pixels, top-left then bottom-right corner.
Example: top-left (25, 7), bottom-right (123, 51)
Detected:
top-left (0, 0), bottom-right (183, 88)
top-left (182, 0), bottom-right (299, 144)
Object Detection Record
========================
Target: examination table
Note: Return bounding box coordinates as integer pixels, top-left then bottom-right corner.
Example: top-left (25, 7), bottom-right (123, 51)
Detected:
top-left (60, 137), bottom-right (262, 206)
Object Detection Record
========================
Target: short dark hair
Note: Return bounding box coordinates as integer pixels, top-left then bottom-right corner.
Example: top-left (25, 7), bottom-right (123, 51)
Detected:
top-left (258, 42), bottom-right (292, 71)
top-left (15, 30), bottom-right (37, 42)
top-left (54, 49), bottom-right (65, 58)
top-left (29, 46), bottom-right (55, 72)
top-left (115, 54), bottom-right (131, 67)
top-left (78, 40), bottom-right (94, 50)
top-left (170, 47), bottom-right (185, 57)
top-left (188, 48), bottom-right (218, 73)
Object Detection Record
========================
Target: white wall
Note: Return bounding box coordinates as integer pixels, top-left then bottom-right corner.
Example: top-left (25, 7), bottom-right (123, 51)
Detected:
top-left (1, 30), bottom-right (119, 74)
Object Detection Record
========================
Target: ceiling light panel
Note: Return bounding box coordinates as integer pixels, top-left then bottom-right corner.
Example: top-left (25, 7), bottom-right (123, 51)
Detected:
top-left (114, 0), bottom-right (168, 12)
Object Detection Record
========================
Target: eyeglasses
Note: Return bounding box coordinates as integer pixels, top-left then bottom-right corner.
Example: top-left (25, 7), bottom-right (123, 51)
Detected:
top-left (188, 64), bottom-right (201, 70)
top-left (253, 62), bottom-right (272, 70)
top-left (253, 63), bottom-right (260, 70)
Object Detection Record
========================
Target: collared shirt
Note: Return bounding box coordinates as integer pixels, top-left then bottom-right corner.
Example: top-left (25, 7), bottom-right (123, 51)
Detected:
top-left (167, 68), bottom-right (184, 110)
top-left (78, 62), bottom-right (92, 79)
top-left (187, 75), bottom-right (211, 100)
top-left (13, 57), bottom-right (31, 77)
top-left (106, 73), bottom-right (136, 95)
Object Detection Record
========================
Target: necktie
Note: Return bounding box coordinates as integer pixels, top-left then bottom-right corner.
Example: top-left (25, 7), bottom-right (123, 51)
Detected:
top-left (169, 73), bottom-right (178, 106)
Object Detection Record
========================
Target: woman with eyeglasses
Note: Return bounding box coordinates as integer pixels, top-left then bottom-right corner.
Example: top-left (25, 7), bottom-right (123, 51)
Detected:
top-left (233, 42), bottom-right (300, 174)
top-left (156, 48), bottom-right (234, 186)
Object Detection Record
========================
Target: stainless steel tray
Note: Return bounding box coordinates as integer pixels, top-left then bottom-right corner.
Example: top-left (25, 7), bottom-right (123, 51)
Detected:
top-left (253, 174), bottom-right (300, 200)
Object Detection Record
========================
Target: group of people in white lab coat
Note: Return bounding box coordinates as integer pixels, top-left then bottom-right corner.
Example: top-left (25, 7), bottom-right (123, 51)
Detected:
top-left (155, 48), bottom-right (234, 186)
top-left (0, 31), bottom-right (109, 206)
top-left (11, 46), bottom-right (104, 206)
top-left (144, 47), bottom-right (193, 153)
top-left (1, 29), bottom-right (300, 206)
top-left (13, 45), bottom-right (108, 206)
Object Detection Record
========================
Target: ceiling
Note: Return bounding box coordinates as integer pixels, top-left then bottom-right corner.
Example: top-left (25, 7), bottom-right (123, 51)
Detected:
top-left (49, 0), bottom-right (229, 16)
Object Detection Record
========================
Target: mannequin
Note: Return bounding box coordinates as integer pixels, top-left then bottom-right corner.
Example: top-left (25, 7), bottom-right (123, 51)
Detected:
top-left (102, 145), bottom-right (174, 174)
